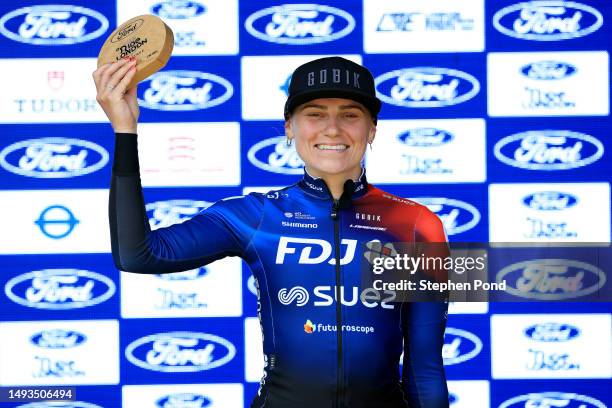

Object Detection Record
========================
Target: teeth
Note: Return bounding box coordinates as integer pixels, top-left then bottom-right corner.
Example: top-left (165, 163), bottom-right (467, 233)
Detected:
top-left (316, 144), bottom-right (348, 151)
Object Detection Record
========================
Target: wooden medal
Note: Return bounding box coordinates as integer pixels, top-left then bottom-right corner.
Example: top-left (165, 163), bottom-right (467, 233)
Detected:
top-left (97, 14), bottom-right (174, 89)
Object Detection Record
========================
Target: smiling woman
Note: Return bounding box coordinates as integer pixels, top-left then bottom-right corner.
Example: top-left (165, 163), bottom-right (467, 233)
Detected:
top-left (96, 56), bottom-right (450, 408)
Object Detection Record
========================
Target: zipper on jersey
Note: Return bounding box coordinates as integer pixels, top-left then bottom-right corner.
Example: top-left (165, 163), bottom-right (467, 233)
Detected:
top-left (331, 198), bottom-right (344, 408)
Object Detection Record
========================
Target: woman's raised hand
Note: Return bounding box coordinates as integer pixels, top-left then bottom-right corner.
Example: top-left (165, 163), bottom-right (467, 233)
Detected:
top-left (93, 57), bottom-right (139, 134)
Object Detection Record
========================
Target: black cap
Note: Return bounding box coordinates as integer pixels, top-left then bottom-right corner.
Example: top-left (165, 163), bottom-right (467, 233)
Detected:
top-left (284, 57), bottom-right (381, 121)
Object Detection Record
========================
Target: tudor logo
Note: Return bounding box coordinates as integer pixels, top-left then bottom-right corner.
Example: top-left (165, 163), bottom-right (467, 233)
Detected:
top-left (245, 4), bottom-right (355, 45)
top-left (492, 1), bottom-right (604, 41)
top-left (375, 67), bottom-right (480, 108)
top-left (138, 70), bottom-right (233, 111)
top-left (0, 5), bottom-right (109, 45)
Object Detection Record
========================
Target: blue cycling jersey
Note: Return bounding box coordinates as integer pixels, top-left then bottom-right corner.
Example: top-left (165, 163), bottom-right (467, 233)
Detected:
top-left (110, 134), bottom-right (449, 408)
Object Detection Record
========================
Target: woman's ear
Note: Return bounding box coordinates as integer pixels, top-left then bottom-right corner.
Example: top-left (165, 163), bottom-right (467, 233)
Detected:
top-left (368, 124), bottom-right (376, 144)
top-left (284, 119), bottom-right (293, 139)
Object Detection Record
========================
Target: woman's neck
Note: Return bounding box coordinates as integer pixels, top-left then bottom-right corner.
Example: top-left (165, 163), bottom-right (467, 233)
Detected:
top-left (306, 166), bottom-right (363, 200)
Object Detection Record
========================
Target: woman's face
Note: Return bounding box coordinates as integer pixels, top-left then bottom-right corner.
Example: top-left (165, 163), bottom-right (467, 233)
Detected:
top-left (285, 98), bottom-right (376, 180)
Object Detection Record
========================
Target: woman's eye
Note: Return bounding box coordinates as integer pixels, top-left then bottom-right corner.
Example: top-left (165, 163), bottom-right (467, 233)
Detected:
top-left (307, 112), bottom-right (321, 117)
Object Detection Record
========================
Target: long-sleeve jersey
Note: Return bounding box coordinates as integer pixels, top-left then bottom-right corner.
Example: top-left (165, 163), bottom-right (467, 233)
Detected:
top-left (109, 133), bottom-right (449, 408)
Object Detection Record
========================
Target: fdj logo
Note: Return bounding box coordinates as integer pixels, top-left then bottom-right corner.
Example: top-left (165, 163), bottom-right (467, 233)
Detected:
top-left (276, 236), bottom-right (357, 265)
top-left (35, 205), bottom-right (79, 239)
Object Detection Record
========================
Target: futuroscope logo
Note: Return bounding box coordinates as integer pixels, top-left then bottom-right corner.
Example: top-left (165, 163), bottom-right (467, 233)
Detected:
top-left (245, 4), bottom-right (355, 44)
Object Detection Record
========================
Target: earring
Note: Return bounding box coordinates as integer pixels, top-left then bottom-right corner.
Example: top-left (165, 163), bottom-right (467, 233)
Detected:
top-left (368, 141), bottom-right (373, 151)
top-left (286, 137), bottom-right (292, 147)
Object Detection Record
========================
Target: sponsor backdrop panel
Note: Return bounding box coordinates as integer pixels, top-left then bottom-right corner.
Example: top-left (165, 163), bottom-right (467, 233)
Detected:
top-left (0, 0), bottom-right (609, 407)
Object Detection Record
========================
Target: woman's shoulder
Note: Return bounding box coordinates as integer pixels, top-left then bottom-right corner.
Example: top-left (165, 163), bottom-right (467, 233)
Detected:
top-left (365, 184), bottom-right (426, 209)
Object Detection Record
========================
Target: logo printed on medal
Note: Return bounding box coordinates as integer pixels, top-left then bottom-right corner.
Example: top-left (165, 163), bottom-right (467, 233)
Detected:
top-left (523, 191), bottom-right (578, 211)
top-left (499, 392), bottom-right (606, 408)
top-left (375, 67), bottom-right (480, 108)
top-left (411, 197), bottom-right (480, 235)
top-left (492, 1), bottom-right (604, 41)
top-left (0, 5), bottom-right (109, 45)
top-left (520, 61), bottom-right (577, 80)
top-left (494, 131), bottom-right (604, 170)
top-left (151, 1), bottom-right (207, 20)
top-left (125, 331), bottom-right (236, 372)
top-left (155, 393), bottom-right (212, 408)
top-left (245, 4), bottom-right (355, 45)
top-left (497, 259), bottom-right (606, 300)
top-left (5, 269), bottom-right (116, 310)
top-left (524, 323), bottom-right (580, 342)
top-left (443, 327), bottom-right (483, 365)
top-left (138, 70), bottom-right (233, 111)
top-left (111, 19), bottom-right (144, 43)
top-left (0, 138), bottom-right (109, 179)
top-left (398, 128), bottom-right (454, 147)
top-left (247, 136), bottom-right (304, 175)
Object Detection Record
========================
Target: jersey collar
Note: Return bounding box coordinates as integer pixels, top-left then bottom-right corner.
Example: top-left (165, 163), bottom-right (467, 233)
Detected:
top-left (298, 167), bottom-right (368, 200)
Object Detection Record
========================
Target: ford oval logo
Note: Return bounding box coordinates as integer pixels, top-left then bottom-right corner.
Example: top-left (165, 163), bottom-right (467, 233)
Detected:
top-left (492, 1), bottom-right (604, 41)
top-left (146, 199), bottom-right (213, 230)
top-left (125, 331), bottom-right (236, 372)
top-left (496, 259), bottom-right (607, 300)
top-left (0, 5), bottom-right (109, 45)
top-left (111, 19), bottom-right (144, 43)
top-left (398, 128), bottom-right (454, 147)
top-left (442, 327), bottom-right (483, 365)
top-left (15, 402), bottom-right (104, 408)
top-left (245, 4), bottom-right (355, 45)
top-left (499, 392), bottom-right (606, 408)
top-left (410, 197), bottom-right (480, 235)
top-left (375, 67), bottom-right (480, 108)
top-left (30, 329), bottom-right (87, 348)
top-left (138, 70), bottom-right (234, 111)
top-left (494, 130), bottom-right (604, 170)
top-left (156, 393), bottom-right (212, 408)
top-left (151, 1), bottom-right (206, 19)
top-left (247, 136), bottom-right (304, 175)
top-left (449, 393), bottom-right (458, 405)
top-left (523, 191), bottom-right (578, 210)
top-left (156, 267), bottom-right (208, 281)
top-left (524, 323), bottom-right (580, 342)
top-left (0, 137), bottom-right (109, 179)
top-left (520, 61), bottom-right (577, 80)
top-left (5, 269), bottom-right (116, 310)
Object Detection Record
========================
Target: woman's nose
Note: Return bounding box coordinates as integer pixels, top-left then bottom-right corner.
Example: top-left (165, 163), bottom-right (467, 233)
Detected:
top-left (323, 115), bottom-right (340, 137)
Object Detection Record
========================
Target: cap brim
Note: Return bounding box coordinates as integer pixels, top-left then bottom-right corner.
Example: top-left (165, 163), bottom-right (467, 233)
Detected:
top-left (285, 88), bottom-right (381, 119)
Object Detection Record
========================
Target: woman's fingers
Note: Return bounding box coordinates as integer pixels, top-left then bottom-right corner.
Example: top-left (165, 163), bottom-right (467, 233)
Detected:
top-left (112, 62), bottom-right (137, 97)
top-left (100, 58), bottom-right (132, 92)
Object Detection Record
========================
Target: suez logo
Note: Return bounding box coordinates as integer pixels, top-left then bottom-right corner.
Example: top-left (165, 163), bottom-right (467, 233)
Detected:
top-left (125, 331), bottom-right (236, 372)
top-left (492, 1), bottom-right (604, 41)
top-left (155, 394), bottom-right (211, 408)
top-left (411, 197), bottom-right (480, 235)
top-left (145, 200), bottom-right (213, 229)
top-left (137, 70), bottom-right (233, 111)
top-left (150, 1), bottom-right (207, 20)
top-left (520, 60), bottom-right (577, 80)
top-left (498, 392), bottom-right (607, 408)
top-left (5, 269), bottom-right (116, 310)
top-left (15, 402), bottom-right (103, 408)
top-left (244, 4), bottom-right (355, 45)
top-left (0, 138), bottom-right (109, 178)
top-left (442, 327), bottom-right (483, 365)
top-left (278, 285), bottom-right (395, 309)
top-left (524, 323), bottom-right (580, 342)
top-left (31, 329), bottom-right (87, 349)
top-left (374, 67), bottom-right (480, 108)
top-left (247, 136), bottom-right (304, 175)
top-left (0, 5), bottom-right (109, 45)
top-left (496, 259), bottom-right (606, 300)
top-left (494, 130), bottom-right (604, 171)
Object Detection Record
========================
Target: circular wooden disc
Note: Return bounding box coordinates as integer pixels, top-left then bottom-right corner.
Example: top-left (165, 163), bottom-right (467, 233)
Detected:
top-left (97, 14), bottom-right (174, 89)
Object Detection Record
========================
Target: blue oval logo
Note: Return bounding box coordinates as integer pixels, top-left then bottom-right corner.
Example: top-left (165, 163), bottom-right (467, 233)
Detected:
top-left (125, 331), bottom-right (236, 372)
top-left (496, 259), bottom-right (607, 300)
top-left (5, 269), bottom-right (116, 310)
top-left (499, 392), bottom-right (606, 408)
top-left (0, 5), bottom-right (109, 45)
top-left (156, 393), bottom-right (212, 408)
top-left (245, 4), bottom-right (355, 45)
top-left (443, 327), bottom-right (483, 365)
top-left (525, 323), bottom-right (580, 342)
top-left (151, 1), bottom-right (206, 19)
top-left (494, 130), bottom-right (604, 170)
top-left (156, 267), bottom-right (208, 281)
top-left (493, 1), bottom-right (603, 41)
top-left (247, 136), bottom-right (304, 175)
top-left (30, 329), bottom-right (87, 348)
top-left (375, 67), bottom-right (480, 108)
top-left (520, 61), bottom-right (577, 80)
top-left (410, 197), bottom-right (480, 235)
top-left (146, 199), bottom-right (213, 230)
top-left (0, 138), bottom-right (109, 179)
top-left (398, 128), bottom-right (454, 147)
top-left (138, 70), bottom-right (234, 111)
top-left (523, 191), bottom-right (578, 210)
top-left (449, 393), bottom-right (458, 405)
